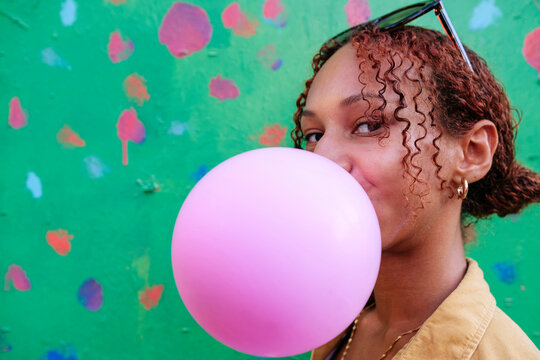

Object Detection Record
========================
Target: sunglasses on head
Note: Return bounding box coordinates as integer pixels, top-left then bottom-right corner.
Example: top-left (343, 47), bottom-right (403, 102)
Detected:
top-left (327, 0), bottom-right (474, 73)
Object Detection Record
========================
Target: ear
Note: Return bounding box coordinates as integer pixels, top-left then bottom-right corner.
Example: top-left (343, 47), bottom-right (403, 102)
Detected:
top-left (452, 120), bottom-right (498, 185)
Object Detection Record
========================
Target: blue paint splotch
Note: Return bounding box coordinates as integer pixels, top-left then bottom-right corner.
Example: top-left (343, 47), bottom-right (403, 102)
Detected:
top-left (469, 0), bottom-right (502, 31)
top-left (191, 165), bottom-right (208, 182)
top-left (40, 345), bottom-right (77, 360)
top-left (26, 171), bottom-right (42, 198)
top-left (60, 0), bottom-right (77, 26)
top-left (42, 48), bottom-right (72, 70)
top-left (84, 156), bottom-right (110, 178)
top-left (492, 262), bottom-right (516, 284)
top-left (168, 121), bottom-right (188, 136)
top-left (77, 278), bottom-right (103, 311)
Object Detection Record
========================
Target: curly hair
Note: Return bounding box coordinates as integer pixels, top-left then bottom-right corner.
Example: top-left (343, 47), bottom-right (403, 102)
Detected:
top-left (292, 25), bottom-right (540, 219)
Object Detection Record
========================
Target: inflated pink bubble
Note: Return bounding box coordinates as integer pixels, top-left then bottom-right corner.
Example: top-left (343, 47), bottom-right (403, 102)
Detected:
top-left (171, 147), bottom-right (381, 357)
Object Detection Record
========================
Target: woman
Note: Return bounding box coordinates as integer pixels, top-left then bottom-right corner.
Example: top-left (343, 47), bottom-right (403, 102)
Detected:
top-left (291, 2), bottom-right (540, 359)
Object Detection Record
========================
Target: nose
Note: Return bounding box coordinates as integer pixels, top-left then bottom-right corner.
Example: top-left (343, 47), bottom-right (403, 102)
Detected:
top-left (313, 134), bottom-right (353, 173)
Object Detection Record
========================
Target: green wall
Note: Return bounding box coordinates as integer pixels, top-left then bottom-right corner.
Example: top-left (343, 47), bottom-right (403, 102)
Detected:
top-left (1, 0), bottom-right (538, 358)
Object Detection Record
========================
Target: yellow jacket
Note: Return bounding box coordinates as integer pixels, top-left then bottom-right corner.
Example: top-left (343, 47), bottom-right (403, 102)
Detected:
top-left (310, 259), bottom-right (539, 360)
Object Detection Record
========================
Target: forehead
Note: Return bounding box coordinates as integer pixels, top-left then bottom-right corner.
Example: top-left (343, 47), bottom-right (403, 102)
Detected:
top-left (305, 43), bottom-right (424, 110)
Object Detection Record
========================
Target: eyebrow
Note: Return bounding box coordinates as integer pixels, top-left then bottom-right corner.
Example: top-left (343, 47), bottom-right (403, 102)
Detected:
top-left (301, 93), bottom-right (379, 118)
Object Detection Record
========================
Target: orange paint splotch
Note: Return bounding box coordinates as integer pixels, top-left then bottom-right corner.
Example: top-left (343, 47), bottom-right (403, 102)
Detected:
top-left (123, 74), bottom-right (150, 106)
top-left (222, 2), bottom-right (258, 38)
top-left (109, 0), bottom-right (126, 5)
top-left (139, 284), bottom-right (164, 310)
top-left (258, 124), bottom-right (287, 146)
top-left (57, 125), bottom-right (86, 148)
top-left (4, 265), bottom-right (31, 291)
top-left (46, 229), bottom-right (73, 256)
top-left (8, 97), bottom-right (28, 129)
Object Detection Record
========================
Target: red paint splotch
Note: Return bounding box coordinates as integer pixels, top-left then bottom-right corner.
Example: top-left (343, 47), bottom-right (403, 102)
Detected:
top-left (8, 97), bottom-right (27, 129)
top-left (117, 108), bottom-right (146, 166)
top-left (523, 27), bottom-right (540, 78)
top-left (123, 74), bottom-right (150, 106)
top-left (46, 229), bottom-right (73, 256)
top-left (257, 44), bottom-right (283, 70)
top-left (159, 2), bottom-right (212, 58)
top-left (258, 124), bottom-right (287, 146)
top-left (222, 2), bottom-right (258, 38)
top-left (209, 75), bottom-right (239, 100)
top-left (57, 125), bottom-right (85, 148)
top-left (263, 0), bottom-right (287, 27)
top-left (139, 284), bottom-right (164, 310)
top-left (4, 265), bottom-right (31, 291)
top-left (108, 30), bottom-right (134, 63)
top-left (344, 0), bottom-right (371, 27)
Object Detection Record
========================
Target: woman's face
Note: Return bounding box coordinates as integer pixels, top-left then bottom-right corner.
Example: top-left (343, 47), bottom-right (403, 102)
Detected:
top-left (300, 43), bottom-right (460, 250)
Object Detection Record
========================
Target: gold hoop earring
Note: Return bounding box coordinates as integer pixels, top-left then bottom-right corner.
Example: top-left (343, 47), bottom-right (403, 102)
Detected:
top-left (457, 179), bottom-right (469, 199)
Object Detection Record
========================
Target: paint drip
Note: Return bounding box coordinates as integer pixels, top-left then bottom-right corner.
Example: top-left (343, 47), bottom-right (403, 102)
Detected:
top-left (116, 108), bottom-right (146, 166)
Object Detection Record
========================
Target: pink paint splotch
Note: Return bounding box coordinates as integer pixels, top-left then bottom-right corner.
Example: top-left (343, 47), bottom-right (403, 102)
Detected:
top-left (108, 30), bottom-right (134, 63)
top-left (123, 74), bottom-right (150, 105)
top-left (4, 265), bottom-right (31, 291)
top-left (139, 284), bottom-right (164, 310)
top-left (78, 278), bottom-right (103, 311)
top-left (523, 28), bottom-right (540, 78)
top-left (117, 108), bottom-right (146, 166)
top-left (8, 97), bottom-right (27, 129)
top-left (263, 0), bottom-right (288, 28)
top-left (159, 2), bottom-right (212, 58)
top-left (257, 44), bottom-right (283, 70)
top-left (222, 2), bottom-right (258, 38)
top-left (209, 75), bottom-right (240, 100)
top-left (46, 229), bottom-right (73, 256)
top-left (344, 0), bottom-right (371, 27)
top-left (57, 125), bottom-right (85, 148)
top-left (258, 124), bottom-right (287, 146)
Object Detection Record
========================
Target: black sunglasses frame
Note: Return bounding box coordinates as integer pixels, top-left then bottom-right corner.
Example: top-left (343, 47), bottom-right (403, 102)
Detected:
top-left (327, 0), bottom-right (474, 73)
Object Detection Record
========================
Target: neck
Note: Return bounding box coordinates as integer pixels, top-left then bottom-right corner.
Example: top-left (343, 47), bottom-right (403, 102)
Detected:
top-left (372, 215), bottom-right (467, 329)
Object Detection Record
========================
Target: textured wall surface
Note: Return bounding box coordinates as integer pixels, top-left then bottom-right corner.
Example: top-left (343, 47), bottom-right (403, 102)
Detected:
top-left (1, 0), bottom-right (539, 359)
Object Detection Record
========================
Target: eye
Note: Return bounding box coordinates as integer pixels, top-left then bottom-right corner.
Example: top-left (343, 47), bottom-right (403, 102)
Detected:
top-left (355, 120), bottom-right (382, 135)
top-left (304, 132), bottom-right (323, 143)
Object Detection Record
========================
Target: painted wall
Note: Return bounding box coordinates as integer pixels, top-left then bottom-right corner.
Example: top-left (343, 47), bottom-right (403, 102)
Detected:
top-left (1, 0), bottom-right (539, 358)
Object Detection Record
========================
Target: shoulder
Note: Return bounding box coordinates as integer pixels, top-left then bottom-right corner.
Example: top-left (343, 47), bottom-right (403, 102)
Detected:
top-left (471, 306), bottom-right (540, 359)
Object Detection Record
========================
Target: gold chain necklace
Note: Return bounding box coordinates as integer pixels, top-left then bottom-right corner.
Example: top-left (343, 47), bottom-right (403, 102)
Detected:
top-left (340, 304), bottom-right (421, 360)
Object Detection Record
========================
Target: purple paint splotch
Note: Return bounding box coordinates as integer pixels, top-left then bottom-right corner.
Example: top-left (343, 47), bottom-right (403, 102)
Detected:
top-left (159, 2), bottom-right (212, 58)
top-left (492, 262), bottom-right (516, 284)
top-left (257, 44), bottom-right (283, 70)
top-left (77, 278), bottom-right (103, 311)
top-left (40, 345), bottom-right (77, 360)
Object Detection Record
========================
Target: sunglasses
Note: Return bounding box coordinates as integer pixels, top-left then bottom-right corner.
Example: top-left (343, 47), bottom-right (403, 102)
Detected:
top-left (327, 0), bottom-right (474, 73)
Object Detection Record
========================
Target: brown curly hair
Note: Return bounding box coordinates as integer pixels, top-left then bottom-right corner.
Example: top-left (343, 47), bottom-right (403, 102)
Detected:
top-left (292, 25), bottom-right (540, 219)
